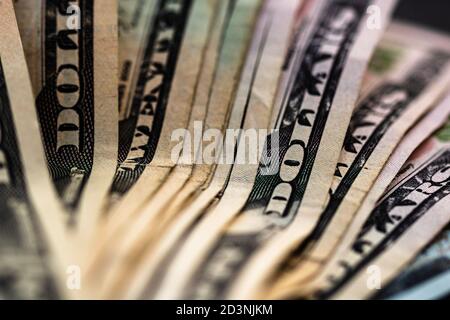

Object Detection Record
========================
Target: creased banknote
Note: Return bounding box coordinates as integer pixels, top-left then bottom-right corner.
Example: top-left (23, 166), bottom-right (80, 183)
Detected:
top-left (314, 111), bottom-right (450, 299)
top-left (98, 0), bottom-right (221, 227)
top-left (376, 224), bottom-right (450, 300)
top-left (88, 0), bottom-right (263, 298)
top-left (265, 22), bottom-right (450, 298)
top-left (272, 92), bottom-right (450, 299)
top-left (0, 0), bottom-right (73, 299)
top-left (153, 0), bottom-right (395, 299)
top-left (14, 0), bottom-right (119, 234)
top-left (119, 0), bottom-right (305, 299)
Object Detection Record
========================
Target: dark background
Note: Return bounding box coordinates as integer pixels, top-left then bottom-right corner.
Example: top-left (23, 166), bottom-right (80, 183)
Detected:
top-left (394, 0), bottom-right (450, 300)
top-left (395, 0), bottom-right (450, 33)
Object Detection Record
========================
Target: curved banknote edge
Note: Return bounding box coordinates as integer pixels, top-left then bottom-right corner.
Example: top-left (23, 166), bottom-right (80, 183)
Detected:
top-left (153, 0), bottom-right (388, 299)
top-left (83, 0), bottom-right (201, 269)
top-left (161, 2), bottom-right (389, 298)
top-left (272, 92), bottom-right (450, 299)
top-left (99, 0), bottom-right (197, 215)
top-left (375, 224), bottom-right (450, 300)
top-left (85, 0), bottom-right (229, 272)
top-left (91, 0), bottom-right (263, 298)
top-left (101, 0), bottom-right (219, 225)
top-left (122, 0), bottom-right (307, 299)
top-left (14, 0), bottom-right (119, 236)
top-left (81, 0), bottom-right (223, 296)
top-left (222, 0), bottom-right (398, 300)
top-left (290, 25), bottom-right (450, 299)
top-left (0, 0), bottom-right (75, 299)
top-left (262, 21), bottom-right (450, 298)
top-left (151, 1), bottom-right (310, 296)
top-left (321, 111), bottom-right (450, 299)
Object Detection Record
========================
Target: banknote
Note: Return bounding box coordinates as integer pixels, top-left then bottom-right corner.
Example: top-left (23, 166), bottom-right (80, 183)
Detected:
top-left (96, 0), bottom-right (234, 249)
top-left (110, 0), bottom-right (261, 252)
top-left (132, 2), bottom-right (314, 298)
top-left (375, 224), bottom-right (450, 300)
top-left (81, 0), bottom-right (234, 296)
top-left (0, 0), bottom-right (73, 298)
top-left (88, 0), bottom-right (263, 298)
top-left (13, 0), bottom-right (119, 233)
top-left (310, 108), bottom-right (450, 299)
top-left (84, 0), bottom-right (215, 260)
top-left (262, 22), bottom-right (450, 297)
top-left (112, 0), bottom-right (307, 299)
top-left (271, 92), bottom-right (450, 299)
top-left (153, 0), bottom-right (395, 299)
top-left (321, 115), bottom-right (450, 299)
top-left (105, 0), bottom-right (196, 209)
top-left (101, 0), bottom-right (226, 224)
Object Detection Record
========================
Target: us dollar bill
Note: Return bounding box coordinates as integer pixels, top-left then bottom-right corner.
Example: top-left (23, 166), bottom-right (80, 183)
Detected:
top-left (84, 0), bottom-right (204, 265)
top-left (119, 0), bottom-right (306, 299)
top-left (86, 0), bottom-right (227, 297)
top-left (13, 0), bottom-right (119, 232)
top-left (154, 0), bottom-right (395, 299)
top-left (264, 22), bottom-right (450, 297)
top-left (375, 223), bottom-right (450, 300)
top-left (100, 0), bottom-right (226, 227)
top-left (283, 30), bottom-right (450, 300)
top-left (0, 0), bottom-right (73, 298)
top-left (148, 0), bottom-right (308, 299)
top-left (81, 0), bottom-right (231, 296)
top-left (316, 113), bottom-right (450, 299)
top-left (107, 0), bottom-right (194, 205)
top-left (88, 0), bottom-right (263, 298)
top-left (271, 92), bottom-right (450, 299)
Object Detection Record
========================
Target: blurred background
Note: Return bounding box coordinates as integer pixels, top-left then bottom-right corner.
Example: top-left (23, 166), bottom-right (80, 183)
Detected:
top-left (395, 0), bottom-right (450, 33)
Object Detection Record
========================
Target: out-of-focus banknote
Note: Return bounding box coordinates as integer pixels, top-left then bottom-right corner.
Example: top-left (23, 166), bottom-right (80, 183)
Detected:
top-left (101, 0), bottom-right (223, 224)
top-left (312, 108), bottom-right (450, 299)
top-left (114, 0), bottom-right (306, 299)
top-left (266, 22), bottom-right (450, 298)
top-left (82, 0), bottom-right (237, 297)
top-left (105, 0), bottom-right (196, 209)
top-left (137, 0), bottom-right (312, 300)
top-left (14, 0), bottom-right (119, 233)
top-left (154, 0), bottom-right (395, 299)
top-left (84, 0), bottom-right (221, 264)
top-left (272, 92), bottom-right (450, 299)
top-left (0, 0), bottom-right (73, 299)
top-left (286, 27), bottom-right (450, 300)
top-left (375, 224), bottom-right (450, 300)
top-left (90, 0), bottom-right (263, 298)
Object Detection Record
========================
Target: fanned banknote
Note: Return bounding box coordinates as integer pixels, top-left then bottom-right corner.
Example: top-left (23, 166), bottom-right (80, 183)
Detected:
top-left (376, 224), bottom-right (450, 300)
top-left (4, 0), bottom-right (450, 301)
top-left (104, 0), bottom-right (196, 209)
top-left (153, 0), bottom-right (395, 299)
top-left (88, 0), bottom-right (263, 298)
top-left (81, 0), bottom-right (215, 282)
top-left (0, 0), bottom-right (74, 299)
top-left (282, 26), bottom-right (450, 300)
top-left (84, 0), bottom-right (217, 264)
top-left (263, 22), bottom-right (450, 298)
top-left (272, 92), bottom-right (450, 299)
top-left (120, 0), bottom-right (307, 299)
top-left (312, 111), bottom-right (450, 299)
top-left (14, 0), bottom-right (119, 234)
top-left (99, 0), bottom-right (222, 227)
